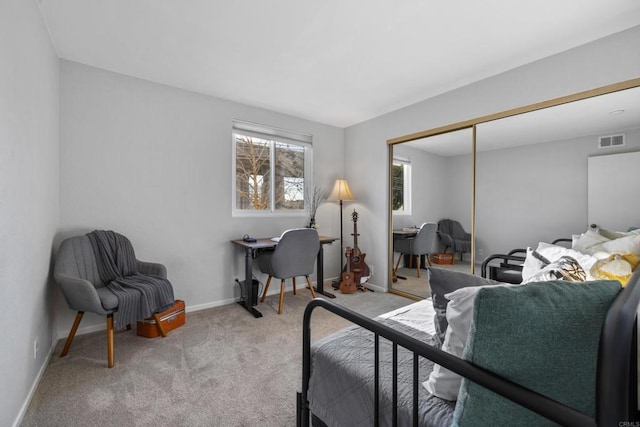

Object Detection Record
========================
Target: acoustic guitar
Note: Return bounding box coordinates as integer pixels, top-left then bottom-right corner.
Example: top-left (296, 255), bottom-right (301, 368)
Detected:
top-left (340, 247), bottom-right (357, 294)
top-left (350, 210), bottom-right (370, 284)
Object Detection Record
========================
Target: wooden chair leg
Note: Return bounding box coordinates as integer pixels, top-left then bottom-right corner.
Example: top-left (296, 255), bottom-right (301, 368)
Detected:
top-left (107, 314), bottom-right (115, 368)
top-left (261, 276), bottom-right (272, 302)
top-left (306, 276), bottom-right (316, 298)
top-left (61, 311), bottom-right (84, 357)
top-left (426, 254), bottom-right (433, 267)
top-left (394, 253), bottom-right (403, 274)
top-left (416, 256), bottom-right (421, 278)
top-left (292, 277), bottom-right (297, 295)
top-left (152, 313), bottom-right (167, 338)
top-left (278, 280), bottom-right (285, 315)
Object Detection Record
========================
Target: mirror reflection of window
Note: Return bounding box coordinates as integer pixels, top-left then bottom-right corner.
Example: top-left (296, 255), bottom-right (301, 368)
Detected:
top-left (392, 159), bottom-right (411, 215)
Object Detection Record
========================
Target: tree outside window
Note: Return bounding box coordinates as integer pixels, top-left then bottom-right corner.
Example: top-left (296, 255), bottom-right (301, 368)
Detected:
top-left (234, 131), bottom-right (309, 214)
top-left (392, 161), bottom-right (411, 214)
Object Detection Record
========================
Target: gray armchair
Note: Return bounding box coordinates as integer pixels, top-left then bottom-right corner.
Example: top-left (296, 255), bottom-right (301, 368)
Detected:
top-left (258, 228), bottom-right (319, 314)
top-left (393, 222), bottom-right (437, 278)
top-left (438, 218), bottom-right (472, 260)
top-left (54, 234), bottom-right (167, 368)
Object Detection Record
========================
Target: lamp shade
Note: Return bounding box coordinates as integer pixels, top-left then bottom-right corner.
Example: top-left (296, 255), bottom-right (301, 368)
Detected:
top-left (327, 179), bottom-right (355, 202)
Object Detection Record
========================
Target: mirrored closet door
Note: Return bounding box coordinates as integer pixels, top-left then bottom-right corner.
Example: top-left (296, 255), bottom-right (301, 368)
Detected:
top-left (389, 128), bottom-right (474, 299)
top-left (388, 78), bottom-right (640, 299)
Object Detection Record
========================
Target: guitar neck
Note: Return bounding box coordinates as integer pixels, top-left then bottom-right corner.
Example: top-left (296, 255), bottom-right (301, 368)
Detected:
top-left (353, 222), bottom-right (358, 249)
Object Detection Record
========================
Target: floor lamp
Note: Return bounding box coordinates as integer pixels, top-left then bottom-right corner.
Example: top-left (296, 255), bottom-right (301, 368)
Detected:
top-left (327, 179), bottom-right (354, 288)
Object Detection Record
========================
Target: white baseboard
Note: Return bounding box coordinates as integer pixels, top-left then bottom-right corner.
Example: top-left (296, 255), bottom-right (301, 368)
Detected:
top-left (364, 282), bottom-right (386, 292)
top-left (12, 341), bottom-right (56, 427)
top-left (183, 296), bottom-right (238, 313)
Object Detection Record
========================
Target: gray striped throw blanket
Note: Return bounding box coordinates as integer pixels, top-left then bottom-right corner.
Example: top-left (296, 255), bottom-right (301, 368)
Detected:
top-left (87, 230), bottom-right (175, 329)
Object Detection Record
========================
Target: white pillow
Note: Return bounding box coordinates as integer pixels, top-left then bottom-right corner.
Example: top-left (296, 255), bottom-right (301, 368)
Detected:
top-left (572, 229), bottom-right (610, 253)
top-left (597, 227), bottom-right (627, 240)
top-left (596, 227), bottom-right (640, 240)
top-left (423, 283), bottom-right (519, 400)
top-left (522, 242), bottom-right (598, 282)
top-left (586, 234), bottom-right (640, 258)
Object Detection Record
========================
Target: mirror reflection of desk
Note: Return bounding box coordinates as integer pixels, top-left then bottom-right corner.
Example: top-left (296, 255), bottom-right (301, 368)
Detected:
top-left (393, 228), bottom-right (418, 237)
top-left (231, 236), bottom-right (338, 318)
top-left (392, 228), bottom-right (420, 282)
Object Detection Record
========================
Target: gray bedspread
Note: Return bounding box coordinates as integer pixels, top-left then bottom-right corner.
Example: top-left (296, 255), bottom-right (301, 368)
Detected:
top-left (308, 313), bottom-right (455, 427)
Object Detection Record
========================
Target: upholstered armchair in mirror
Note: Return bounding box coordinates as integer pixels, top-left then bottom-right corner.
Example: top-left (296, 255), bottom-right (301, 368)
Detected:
top-left (437, 219), bottom-right (472, 261)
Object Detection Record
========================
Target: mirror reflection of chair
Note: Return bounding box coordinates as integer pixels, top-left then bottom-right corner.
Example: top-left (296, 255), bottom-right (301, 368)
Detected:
top-left (437, 218), bottom-right (472, 261)
top-left (393, 222), bottom-right (437, 278)
top-left (54, 234), bottom-right (169, 368)
top-left (258, 228), bottom-right (320, 314)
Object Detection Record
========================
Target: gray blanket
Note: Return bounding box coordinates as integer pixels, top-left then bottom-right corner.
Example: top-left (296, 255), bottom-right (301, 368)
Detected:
top-left (308, 316), bottom-right (455, 427)
top-left (87, 230), bottom-right (174, 329)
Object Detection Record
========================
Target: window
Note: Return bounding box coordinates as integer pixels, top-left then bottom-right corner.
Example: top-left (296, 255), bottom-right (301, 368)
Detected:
top-left (233, 120), bottom-right (312, 215)
top-left (392, 159), bottom-right (411, 215)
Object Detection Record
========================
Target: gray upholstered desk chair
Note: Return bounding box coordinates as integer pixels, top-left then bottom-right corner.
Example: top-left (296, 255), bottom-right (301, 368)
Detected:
top-left (393, 222), bottom-right (437, 278)
top-left (54, 235), bottom-right (168, 368)
top-left (258, 228), bottom-right (320, 314)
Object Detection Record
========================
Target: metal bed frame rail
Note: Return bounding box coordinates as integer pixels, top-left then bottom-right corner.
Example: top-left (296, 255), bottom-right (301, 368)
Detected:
top-left (479, 238), bottom-right (573, 282)
top-left (298, 269), bottom-right (640, 427)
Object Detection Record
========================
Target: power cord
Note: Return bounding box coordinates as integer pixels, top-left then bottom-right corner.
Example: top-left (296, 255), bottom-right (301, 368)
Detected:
top-left (234, 277), bottom-right (264, 301)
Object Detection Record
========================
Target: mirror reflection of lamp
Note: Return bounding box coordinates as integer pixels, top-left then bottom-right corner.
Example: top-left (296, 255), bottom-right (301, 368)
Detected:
top-left (327, 179), bottom-right (355, 281)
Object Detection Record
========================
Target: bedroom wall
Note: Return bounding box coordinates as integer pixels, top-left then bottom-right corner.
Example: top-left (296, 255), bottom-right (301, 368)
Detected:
top-left (57, 60), bottom-right (345, 338)
top-left (0, 1), bottom-right (60, 426)
top-left (475, 127), bottom-right (640, 257)
top-left (344, 25), bottom-right (640, 287)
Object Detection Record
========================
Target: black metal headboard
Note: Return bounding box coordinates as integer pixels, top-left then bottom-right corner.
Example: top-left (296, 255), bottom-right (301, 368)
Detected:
top-left (597, 268), bottom-right (640, 425)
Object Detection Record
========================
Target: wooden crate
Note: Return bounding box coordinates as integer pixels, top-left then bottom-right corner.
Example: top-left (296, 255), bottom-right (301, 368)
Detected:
top-left (137, 300), bottom-right (185, 338)
top-left (430, 253), bottom-right (455, 265)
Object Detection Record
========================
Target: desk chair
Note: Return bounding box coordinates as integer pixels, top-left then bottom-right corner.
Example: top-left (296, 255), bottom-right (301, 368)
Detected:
top-left (258, 228), bottom-right (320, 314)
top-left (54, 234), bottom-right (168, 368)
top-left (393, 222), bottom-right (437, 278)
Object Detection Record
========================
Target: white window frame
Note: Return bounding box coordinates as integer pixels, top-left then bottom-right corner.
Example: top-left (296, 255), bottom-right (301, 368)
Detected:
top-left (392, 158), bottom-right (412, 216)
top-left (232, 120), bottom-right (313, 217)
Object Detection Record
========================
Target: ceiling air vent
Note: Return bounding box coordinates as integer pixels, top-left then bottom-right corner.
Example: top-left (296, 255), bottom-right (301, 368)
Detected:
top-left (598, 134), bottom-right (625, 149)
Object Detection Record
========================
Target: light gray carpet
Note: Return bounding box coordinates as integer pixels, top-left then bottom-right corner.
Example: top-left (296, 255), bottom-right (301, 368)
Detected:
top-left (392, 262), bottom-right (474, 298)
top-left (22, 288), bottom-right (413, 426)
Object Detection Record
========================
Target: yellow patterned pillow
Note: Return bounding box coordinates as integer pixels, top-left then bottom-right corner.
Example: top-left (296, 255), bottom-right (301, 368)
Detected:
top-left (590, 254), bottom-right (633, 286)
top-left (622, 253), bottom-right (640, 270)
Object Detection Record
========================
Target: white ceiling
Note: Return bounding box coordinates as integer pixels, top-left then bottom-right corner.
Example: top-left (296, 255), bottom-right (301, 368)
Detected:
top-left (37, 0), bottom-right (640, 128)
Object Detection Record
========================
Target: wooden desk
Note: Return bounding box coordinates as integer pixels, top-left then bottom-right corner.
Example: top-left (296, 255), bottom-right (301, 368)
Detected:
top-left (392, 229), bottom-right (419, 282)
top-left (231, 235), bottom-right (338, 318)
top-left (393, 228), bottom-right (418, 237)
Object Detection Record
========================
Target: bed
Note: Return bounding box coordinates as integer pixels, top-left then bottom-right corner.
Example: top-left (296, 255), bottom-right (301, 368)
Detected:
top-left (480, 238), bottom-right (573, 284)
top-left (297, 227), bottom-right (640, 426)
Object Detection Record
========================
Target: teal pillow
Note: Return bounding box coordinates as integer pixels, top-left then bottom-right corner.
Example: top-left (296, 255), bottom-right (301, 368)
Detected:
top-left (452, 280), bottom-right (621, 426)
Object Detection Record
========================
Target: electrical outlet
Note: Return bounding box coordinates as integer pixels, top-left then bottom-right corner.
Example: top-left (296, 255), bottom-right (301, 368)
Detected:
top-left (33, 339), bottom-right (38, 360)
top-left (369, 265), bottom-right (375, 276)
top-left (477, 249), bottom-right (484, 258)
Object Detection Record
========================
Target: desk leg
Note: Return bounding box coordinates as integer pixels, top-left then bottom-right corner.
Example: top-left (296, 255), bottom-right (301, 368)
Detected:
top-left (237, 247), bottom-right (263, 318)
top-left (314, 244), bottom-right (335, 299)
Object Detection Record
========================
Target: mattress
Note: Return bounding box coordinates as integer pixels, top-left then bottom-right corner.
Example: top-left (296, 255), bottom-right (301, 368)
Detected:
top-left (307, 299), bottom-right (454, 427)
